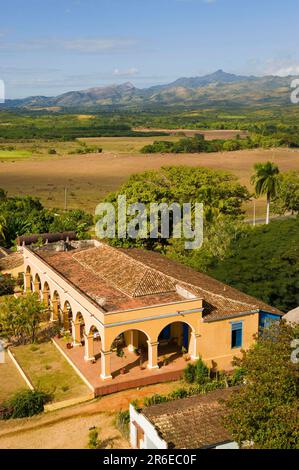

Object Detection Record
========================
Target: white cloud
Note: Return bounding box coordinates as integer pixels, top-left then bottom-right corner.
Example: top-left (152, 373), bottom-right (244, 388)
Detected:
top-left (113, 67), bottom-right (139, 77)
top-left (272, 66), bottom-right (299, 77)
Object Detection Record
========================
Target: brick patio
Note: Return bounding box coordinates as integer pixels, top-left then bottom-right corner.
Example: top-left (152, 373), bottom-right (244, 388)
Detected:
top-left (53, 337), bottom-right (188, 396)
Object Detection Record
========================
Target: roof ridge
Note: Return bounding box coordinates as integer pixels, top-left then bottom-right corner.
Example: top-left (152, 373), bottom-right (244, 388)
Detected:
top-left (121, 248), bottom-right (258, 309)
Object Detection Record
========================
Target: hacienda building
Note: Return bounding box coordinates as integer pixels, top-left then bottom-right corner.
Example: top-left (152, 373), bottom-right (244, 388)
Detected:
top-left (19, 234), bottom-right (282, 394)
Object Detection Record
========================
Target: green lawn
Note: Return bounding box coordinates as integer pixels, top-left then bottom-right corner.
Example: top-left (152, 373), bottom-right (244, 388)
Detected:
top-left (11, 342), bottom-right (89, 402)
top-left (0, 150), bottom-right (32, 159)
top-left (0, 352), bottom-right (28, 403)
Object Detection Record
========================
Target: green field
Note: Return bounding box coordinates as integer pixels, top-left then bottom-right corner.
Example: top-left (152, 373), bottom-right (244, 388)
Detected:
top-left (0, 150), bottom-right (32, 160)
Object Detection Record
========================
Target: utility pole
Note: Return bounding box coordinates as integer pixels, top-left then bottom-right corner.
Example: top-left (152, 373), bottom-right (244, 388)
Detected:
top-left (64, 187), bottom-right (68, 211)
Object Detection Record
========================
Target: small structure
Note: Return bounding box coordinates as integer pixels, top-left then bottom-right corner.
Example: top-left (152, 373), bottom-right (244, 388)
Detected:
top-left (16, 231), bottom-right (76, 247)
top-left (130, 388), bottom-right (238, 449)
top-left (0, 247), bottom-right (23, 277)
top-left (284, 307), bottom-right (299, 325)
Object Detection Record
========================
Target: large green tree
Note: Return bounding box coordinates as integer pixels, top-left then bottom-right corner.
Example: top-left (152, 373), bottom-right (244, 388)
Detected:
top-left (251, 161), bottom-right (280, 224)
top-left (209, 218), bottom-right (299, 312)
top-left (0, 190), bottom-right (92, 247)
top-left (104, 166), bottom-right (250, 250)
top-left (0, 293), bottom-right (46, 343)
top-left (224, 321), bottom-right (299, 449)
top-left (273, 171), bottom-right (299, 215)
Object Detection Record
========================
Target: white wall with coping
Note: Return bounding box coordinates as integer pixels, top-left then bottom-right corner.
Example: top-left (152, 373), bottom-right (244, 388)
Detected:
top-left (130, 404), bottom-right (167, 449)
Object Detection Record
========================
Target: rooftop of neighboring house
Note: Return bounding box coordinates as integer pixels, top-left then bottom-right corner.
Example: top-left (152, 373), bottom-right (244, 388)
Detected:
top-left (0, 248), bottom-right (23, 272)
top-left (141, 388), bottom-right (235, 449)
top-left (31, 242), bottom-right (282, 319)
top-left (284, 306), bottom-right (299, 324)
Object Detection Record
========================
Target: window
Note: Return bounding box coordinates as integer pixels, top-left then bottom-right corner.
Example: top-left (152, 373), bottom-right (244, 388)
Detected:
top-left (231, 321), bottom-right (243, 349)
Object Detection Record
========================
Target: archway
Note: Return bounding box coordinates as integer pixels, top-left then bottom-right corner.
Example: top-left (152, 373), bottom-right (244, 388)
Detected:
top-left (42, 281), bottom-right (50, 307)
top-left (51, 290), bottom-right (61, 322)
top-left (157, 321), bottom-right (192, 366)
top-left (34, 273), bottom-right (41, 295)
top-left (62, 301), bottom-right (73, 333)
top-left (25, 266), bottom-right (33, 292)
top-left (108, 329), bottom-right (150, 379)
top-left (72, 312), bottom-right (85, 345)
top-left (84, 325), bottom-right (102, 362)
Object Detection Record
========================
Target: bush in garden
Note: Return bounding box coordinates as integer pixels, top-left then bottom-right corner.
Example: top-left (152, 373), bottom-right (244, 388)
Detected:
top-left (183, 362), bottom-right (196, 383)
top-left (194, 358), bottom-right (210, 385)
top-left (184, 358), bottom-right (210, 385)
top-left (0, 390), bottom-right (50, 419)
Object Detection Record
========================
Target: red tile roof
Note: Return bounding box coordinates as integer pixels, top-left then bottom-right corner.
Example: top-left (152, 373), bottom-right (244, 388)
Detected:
top-left (141, 388), bottom-right (235, 449)
top-left (37, 243), bottom-right (282, 319)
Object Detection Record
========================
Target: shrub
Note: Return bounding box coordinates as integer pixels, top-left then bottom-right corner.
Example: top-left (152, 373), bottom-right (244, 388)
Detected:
top-left (1, 390), bottom-right (49, 419)
top-left (194, 358), bottom-right (210, 385)
top-left (88, 427), bottom-right (100, 449)
top-left (143, 394), bottom-right (168, 407)
top-left (48, 148), bottom-right (57, 155)
top-left (169, 388), bottom-right (189, 400)
top-left (114, 410), bottom-right (130, 440)
top-left (184, 362), bottom-right (196, 383)
top-left (229, 367), bottom-right (246, 386)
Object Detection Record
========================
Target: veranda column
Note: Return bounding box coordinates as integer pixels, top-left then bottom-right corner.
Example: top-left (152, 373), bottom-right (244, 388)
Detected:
top-left (51, 299), bottom-right (59, 322)
top-left (24, 272), bottom-right (31, 292)
top-left (190, 332), bottom-right (201, 360)
top-left (71, 321), bottom-right (81, 346)
top-left (100, 350), bottom-right (112, 380)
top-left (147, 341), bottom-right (159, 369)
top-left (84, 333), bottom-right (95, 361)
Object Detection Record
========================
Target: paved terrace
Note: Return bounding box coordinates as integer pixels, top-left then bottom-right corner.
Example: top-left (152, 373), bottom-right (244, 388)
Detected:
top-left (53, 337), bottom-right (186, 396)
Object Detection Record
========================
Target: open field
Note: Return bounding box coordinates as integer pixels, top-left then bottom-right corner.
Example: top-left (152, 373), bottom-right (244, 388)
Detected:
top-left (0, 352), bottom-right (28, 403)
top-left (11, 342), bottom-right (89, 402)
top-left (1, 146), bottom-right (299, 216)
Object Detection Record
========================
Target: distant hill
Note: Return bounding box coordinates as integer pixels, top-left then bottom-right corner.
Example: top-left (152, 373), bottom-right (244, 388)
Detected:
top-left (1, 70), bottom-right (295, 110)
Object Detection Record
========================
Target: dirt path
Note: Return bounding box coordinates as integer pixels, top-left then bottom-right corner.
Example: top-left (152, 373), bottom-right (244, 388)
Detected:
top-left (0, 381), bottom-right (178, 449)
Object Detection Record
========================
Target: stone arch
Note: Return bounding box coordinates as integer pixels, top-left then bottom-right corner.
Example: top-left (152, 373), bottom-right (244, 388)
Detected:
top-left (42, 281), bottom-right (51, 307)
top-left (33, 273), bottom-right (42, 294)
top-left (84, 324), bottom-right (102, 362)
top-left (156, 320), bottom-right (194, 360)
top-left (109, 327), bottom-right (151, 352)
top-left (62, 300), bottom-right (73, 332)
top-left (72, 312), bottom-right (85, 344)
top-left (25, 265), bottom-right (33, 292)
top-left (51, 290), bottom-right (61, 322)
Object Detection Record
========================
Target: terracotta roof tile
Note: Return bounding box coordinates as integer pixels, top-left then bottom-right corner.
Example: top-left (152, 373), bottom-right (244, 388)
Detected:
top-left (37, 243), bottom-right (282, 318)
top-left (142, 388), bottom-right (234, 448)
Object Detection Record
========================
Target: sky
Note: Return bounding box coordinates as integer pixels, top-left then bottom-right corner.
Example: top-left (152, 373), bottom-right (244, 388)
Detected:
top-left (0, 0), bottom-right (299, 98)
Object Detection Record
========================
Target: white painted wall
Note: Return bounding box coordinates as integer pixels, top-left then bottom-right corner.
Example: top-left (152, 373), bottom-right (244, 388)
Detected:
top-left (129, 405), bottom-right (168, 449)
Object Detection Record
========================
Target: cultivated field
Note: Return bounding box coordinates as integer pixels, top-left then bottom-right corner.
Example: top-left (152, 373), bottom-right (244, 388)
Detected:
top-left (1, 141), bottom-right (298, 216)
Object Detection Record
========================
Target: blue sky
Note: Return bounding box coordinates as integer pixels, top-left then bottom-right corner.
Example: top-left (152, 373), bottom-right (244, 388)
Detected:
top-left (1, 0), bottom-right (299, 98)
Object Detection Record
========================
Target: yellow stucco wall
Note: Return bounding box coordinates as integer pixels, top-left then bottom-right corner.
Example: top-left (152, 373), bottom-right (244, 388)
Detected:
top-left (199, 313), bottom-right (259, 370)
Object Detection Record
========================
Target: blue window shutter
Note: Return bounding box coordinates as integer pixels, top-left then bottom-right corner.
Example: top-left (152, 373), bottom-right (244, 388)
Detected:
top-left (231, 322), bottom-right (243, 348)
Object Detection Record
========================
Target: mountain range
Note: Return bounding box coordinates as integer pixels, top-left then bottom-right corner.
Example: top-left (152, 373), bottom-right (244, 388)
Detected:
top-left (1, 70), bottom-right (295, 110)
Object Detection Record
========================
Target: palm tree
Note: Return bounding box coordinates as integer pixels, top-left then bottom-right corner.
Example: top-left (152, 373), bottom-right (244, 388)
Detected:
top-left (251, 162), bottom-right (280, 225)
